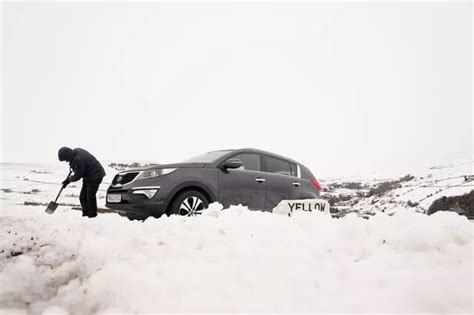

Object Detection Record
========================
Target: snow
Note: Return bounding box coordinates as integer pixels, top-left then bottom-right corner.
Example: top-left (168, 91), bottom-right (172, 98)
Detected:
top-left (0, 162), bottom-right (115, 210)
top-left (321, 159), bottom-right (474, 214)
top-left (0, 162), bottom-right (473, 314)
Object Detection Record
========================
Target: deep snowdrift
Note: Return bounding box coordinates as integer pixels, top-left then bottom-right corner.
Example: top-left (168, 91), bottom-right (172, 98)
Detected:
top-left (0, 203), bottom-right (472, 314)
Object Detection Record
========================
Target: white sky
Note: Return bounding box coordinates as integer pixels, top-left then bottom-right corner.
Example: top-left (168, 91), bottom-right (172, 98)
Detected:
top-left (1, 2), bottom-right (472, 177)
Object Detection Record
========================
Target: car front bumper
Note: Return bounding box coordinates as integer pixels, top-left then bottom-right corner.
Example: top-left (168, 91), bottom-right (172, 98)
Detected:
top-left (105, 176), bottom-right (176, 218)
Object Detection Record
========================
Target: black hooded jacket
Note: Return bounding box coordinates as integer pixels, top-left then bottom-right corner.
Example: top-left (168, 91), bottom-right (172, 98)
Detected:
top-left (58, 147), bottom-right (106, 182)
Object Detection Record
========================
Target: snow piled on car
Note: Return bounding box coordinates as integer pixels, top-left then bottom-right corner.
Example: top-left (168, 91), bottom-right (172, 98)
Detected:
top-left (0, 203), bottom-right (472, 314)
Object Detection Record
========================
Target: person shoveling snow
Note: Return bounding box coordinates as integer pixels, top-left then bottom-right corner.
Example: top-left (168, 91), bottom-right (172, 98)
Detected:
top-left (57, 147), bottom-right (106, 218)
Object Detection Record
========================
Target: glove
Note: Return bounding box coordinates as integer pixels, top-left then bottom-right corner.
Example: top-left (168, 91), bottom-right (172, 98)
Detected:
top-left (62, 178), bottom-right (70, 188)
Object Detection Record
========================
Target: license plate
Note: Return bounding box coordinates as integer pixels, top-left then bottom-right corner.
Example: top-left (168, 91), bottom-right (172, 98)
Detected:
top-left (107, 194), bottom-right (122, 203)
top-left (273, 199), bottom-right (330, 216)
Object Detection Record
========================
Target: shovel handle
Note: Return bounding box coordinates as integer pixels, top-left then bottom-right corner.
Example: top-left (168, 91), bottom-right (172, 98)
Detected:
top-left (54, 170), bottom-right (73, 203)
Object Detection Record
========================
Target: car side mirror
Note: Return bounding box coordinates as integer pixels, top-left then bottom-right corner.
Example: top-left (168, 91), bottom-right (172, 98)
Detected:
top-left (221, 158), bottom-right (242, 170)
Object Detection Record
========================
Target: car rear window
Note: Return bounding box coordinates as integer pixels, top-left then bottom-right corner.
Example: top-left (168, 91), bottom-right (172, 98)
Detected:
top-left (264, 156), bottom-right (293, 176)
top-left (300, 165), bottom-right (315, 180)
top-left (231, 153), bottom-right (261, 171)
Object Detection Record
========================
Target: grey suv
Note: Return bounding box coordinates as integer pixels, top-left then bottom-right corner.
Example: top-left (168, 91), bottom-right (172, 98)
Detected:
top-left (106, 148), bottom-right (321, 219)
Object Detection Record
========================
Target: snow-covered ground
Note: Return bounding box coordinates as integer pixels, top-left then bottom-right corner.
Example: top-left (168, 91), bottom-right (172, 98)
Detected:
top-left (0, 162), bottom-right (473, 314)
top-left (0, 163), bottom-right (116, 211)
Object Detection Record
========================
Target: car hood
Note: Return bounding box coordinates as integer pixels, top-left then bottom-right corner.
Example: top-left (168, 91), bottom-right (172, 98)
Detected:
top-left (122, 163), bottom-right (206, 172)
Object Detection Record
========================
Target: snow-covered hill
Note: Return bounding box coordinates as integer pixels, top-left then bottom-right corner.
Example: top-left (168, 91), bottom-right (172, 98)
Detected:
top-left (0, 162), bottom-right (473, 314)
top-left (321, 159), bottom-right (474, 217)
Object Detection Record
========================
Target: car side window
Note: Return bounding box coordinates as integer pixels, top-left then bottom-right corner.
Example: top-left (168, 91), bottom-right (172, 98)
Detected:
top-left (264, 156), bottom-right (292, 176)
top-left (231, 154), bottom-right (261, 171)
top-left (289, 163), bottom-right (298, 177)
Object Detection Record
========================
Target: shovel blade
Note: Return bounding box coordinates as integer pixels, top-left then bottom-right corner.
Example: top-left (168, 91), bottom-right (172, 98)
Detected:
top-left (45, 201), bottom-right (59, 214)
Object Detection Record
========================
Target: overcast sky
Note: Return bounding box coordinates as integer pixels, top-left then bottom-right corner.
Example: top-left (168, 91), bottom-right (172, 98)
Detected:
top-left (1, 2), bottom-right (472, 177)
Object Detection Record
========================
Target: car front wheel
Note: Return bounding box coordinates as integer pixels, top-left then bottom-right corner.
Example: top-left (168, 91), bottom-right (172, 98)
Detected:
top-left (170, 190), bottom-right (209, 216)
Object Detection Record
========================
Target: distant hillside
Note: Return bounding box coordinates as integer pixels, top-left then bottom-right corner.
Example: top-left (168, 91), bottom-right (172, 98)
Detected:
top-left (320, 160), bottom-right (474, 218)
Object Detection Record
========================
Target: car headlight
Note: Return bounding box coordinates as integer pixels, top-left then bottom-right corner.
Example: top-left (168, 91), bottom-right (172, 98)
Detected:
top-left (138, 168), bottom-right (176, 180)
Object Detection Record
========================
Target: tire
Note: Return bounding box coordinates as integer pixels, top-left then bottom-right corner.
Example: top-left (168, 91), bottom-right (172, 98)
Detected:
top-left (169, 190), bottom-right (209, 216)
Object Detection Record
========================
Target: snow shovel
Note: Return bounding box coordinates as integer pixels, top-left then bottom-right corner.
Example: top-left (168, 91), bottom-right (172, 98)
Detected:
top-left (45, 170), bottom-right (72, 214)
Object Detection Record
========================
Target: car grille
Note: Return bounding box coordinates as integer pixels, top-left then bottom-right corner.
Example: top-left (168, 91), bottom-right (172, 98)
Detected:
top-left (112, 172), bottom-right (140, 186)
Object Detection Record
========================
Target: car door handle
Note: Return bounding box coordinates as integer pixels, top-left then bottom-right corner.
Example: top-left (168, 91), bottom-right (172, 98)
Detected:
top-left (255, 178), bottom-right (266, 183)
top-left (292, 182), bottom-right (301, 187)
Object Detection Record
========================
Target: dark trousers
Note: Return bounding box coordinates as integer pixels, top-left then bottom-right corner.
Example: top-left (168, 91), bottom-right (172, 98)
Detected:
top-left (79, 178), bottom-right (102, 217)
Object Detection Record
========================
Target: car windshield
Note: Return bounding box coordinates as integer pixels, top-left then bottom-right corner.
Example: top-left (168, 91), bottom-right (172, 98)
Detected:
top-left (184, 150), bottom-right (233, 163)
